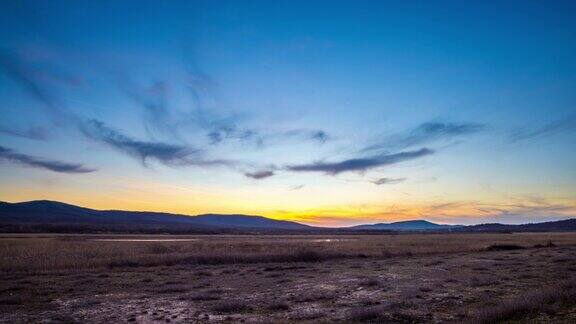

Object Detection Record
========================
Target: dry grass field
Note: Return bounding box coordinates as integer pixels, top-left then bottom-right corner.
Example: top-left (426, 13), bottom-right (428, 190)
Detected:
top-left (1, 233), bottom-right (576, 323)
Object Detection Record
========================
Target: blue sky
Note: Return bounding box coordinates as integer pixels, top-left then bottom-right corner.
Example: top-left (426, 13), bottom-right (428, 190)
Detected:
top-left (1, 0), bottom-right (575, 226)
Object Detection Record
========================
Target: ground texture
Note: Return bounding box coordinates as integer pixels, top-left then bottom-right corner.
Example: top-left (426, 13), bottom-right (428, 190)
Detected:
top-left (1, 233), bottom-right (575, 323)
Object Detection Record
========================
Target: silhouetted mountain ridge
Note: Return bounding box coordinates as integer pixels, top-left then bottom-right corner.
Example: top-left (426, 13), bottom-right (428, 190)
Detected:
top-left (351, 219), bottom-right (459, 231)
top-left (1, 200), bottom-right (575, 233)
top-left (456, 219), bottom-right (576, 232)
top-left (0, 200), bottom-right (310, 230)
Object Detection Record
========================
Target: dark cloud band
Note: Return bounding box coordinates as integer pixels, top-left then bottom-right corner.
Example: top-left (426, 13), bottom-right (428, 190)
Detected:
top-left (372, 177), bottom-right (406, 185)
top-left (80, 119), bottom-right (195, 166)
top-left (287, 148), bottom-right (433, 174)
top-left (363, 121), bottom-right (484, 153)
top-left (0, 145), bottom-right (95, 173)
top-left (244, 170), bottom-right (275, 179)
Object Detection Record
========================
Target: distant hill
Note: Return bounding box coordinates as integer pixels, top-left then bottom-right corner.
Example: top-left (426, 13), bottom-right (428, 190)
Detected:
top-left (350, 220), bottom-right (458, 231)
top-left (0, 200), bottom-right (311, 232)
top-left (455, 219), bottom-right (576, 232)
top-left (1, 200), bottom-right (575, 234)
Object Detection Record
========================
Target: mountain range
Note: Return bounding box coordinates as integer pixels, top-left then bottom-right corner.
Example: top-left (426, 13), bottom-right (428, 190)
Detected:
top-left (0, 200), bottom-right (575, 233)
top-left (350, 220), bottom-right (460, 231)
top-left (0, 200), bottom-right (310, 232)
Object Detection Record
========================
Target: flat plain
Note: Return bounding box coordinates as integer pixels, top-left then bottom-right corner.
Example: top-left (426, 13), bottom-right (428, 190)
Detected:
top-left (1, 233), bottom-right (576, 323)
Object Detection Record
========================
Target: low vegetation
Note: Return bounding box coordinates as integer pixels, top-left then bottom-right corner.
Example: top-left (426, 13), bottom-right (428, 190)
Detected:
top-left (0, 233), bottom-right (575, 323)
top-left (1, 233), bottom-right (574, 272)
top-left (486, 243), bottom-right (525, 251)
top-left (472, 280), bottom-right (576, 323)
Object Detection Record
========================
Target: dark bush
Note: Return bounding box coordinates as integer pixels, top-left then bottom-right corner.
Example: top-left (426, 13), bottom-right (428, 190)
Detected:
top-left (360, 277), bottom-right (381, 287)
top-left (293, 249), bottom-right (323, 262)
top-left (486, 244), bottom-right (525, 251)
top-left (212, 300), bottom-right (252, 313)
top-left (107, 260), bottom-right (140, 268)
top-left (534, 241), bottom-right (556, 248)
top-left (268, 301), bottom-right (290, 311)
top-left (348, 306), bottom-right (421, 323)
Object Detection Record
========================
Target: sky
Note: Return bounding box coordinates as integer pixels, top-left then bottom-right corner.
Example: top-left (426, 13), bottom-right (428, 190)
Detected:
top-left (0, 0), bottom-right (575, 227)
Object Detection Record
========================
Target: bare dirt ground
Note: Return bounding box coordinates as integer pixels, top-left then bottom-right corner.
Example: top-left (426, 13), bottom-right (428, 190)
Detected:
top-left (1, 233), bottom-right (575, 323)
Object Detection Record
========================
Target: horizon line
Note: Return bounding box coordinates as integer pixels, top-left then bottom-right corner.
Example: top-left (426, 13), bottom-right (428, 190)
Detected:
top-left (3, 199), bottom-right (574, 228)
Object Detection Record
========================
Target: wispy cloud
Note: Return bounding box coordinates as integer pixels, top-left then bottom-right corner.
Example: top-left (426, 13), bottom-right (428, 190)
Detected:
top-left (0, 125), bottom-right (49, 140)
top-left (274, 129), bottom-right (330, 144)
top-left (117, 78), bottom-right (173, 138)
top-left (182, 68), bottom-right (264, 147)
top-left (510, 114), bottom-right (576, 142)
top-left (287, 148), bottom-right (433, 175)
top-left (372, 177), bottom-right (406, 185)
top-left (363, 121), bottom-right (484, 153)
top-left (244, 170), bottom-right (275, 179)
top-left (0, 145), bottom-right (95, 173)
top-left (0, 49), bottom-right (72, 122)
top-left (310, 130), bottom-right (329, 144)
top-left (80, 119), bottom-right (196, 166)
top-left (207, 127), bottom-right (261, 146)
top-left (79, 119), bottom-right (238, 168)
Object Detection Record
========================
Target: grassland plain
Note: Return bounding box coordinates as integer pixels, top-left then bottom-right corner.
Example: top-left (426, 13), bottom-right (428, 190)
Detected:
top-left (1, 233), bottom-right (575, 323)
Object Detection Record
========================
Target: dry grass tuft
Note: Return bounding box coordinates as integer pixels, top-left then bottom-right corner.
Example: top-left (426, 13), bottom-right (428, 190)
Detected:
top-left (486, 244), bottom-right (525, 251)
top-left (472, 280), bottom-right (576, 323)
top-left (267, 301), bottom-right (290, 311)
top-left (533, 241), bottom-right (556, 248)
top-left (212, 300), bottom-right (252, 313)
top-left (360, 277), bottom-right (382, 287)
top-left (348, 306), bottom-right (421, 323)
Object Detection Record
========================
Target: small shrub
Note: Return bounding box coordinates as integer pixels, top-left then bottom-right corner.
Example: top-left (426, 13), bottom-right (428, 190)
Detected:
top-left (0, 296), bottom-right (24, 305)
top-left (145, 244), bottom-right (171, 254)
top-left (552, 257), bottom-right (571, 263)
top-left (212, 300), bottom-right (252, 313)
top-left (360, 277), bottom-right (381, 287)
top-left (293, 249), bottom-right (323, 262)
top-left (470, 277), bottom-right (499, 287)
top-left (349, 307), bottom-right (421, 323)
top-left (182, 292), bottom-right (220, 301)
top-left (360, 298), bottom-right (381, 306)
top-left (290, 291), bottom-right (335, 302)
top-left (293, 310), bottom-right (325, 320)
top-left (533, 241), bottom-right (556, 248)
top-left (267, 301), bottom-right (290, 311)
top-left (348, 306), bottom-right (388, 322)
top-left (486, 244), bottom-right (525, 251)
top-left (107, 260), bottom-right (140, 268)
top-left (150, 285), bottom-right (189, 294)
top-left (194, 271), bottom-right (213, 277)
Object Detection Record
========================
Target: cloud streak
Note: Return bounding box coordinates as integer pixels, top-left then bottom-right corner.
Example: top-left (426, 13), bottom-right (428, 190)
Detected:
top-left (310, 130), bottom-right (329, 144)
top-left (510, 114), bottom-right (576, 142)
top-left (0, 145), bottom-right (95, 173)
top-left (182, 68), bottom-right (265, 147)
top-left (363, 121), bottom-right (484, 153)
top-left (372, 177), bottom-right (406, 185)
top-left (244, 170), bottom-right (275, 179)
top-left (0, 49), bottom-right (70, 121)
top-left (287, 148), bottom-right (433, 175)
top-left (80, 119), bottom-right (196, 166)
top-left (0, 125), bottom-right (49, 140)
top-left (79, 119), bottom-right (238, 168)
top-left (117, 78), bottom-right (172, 138)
